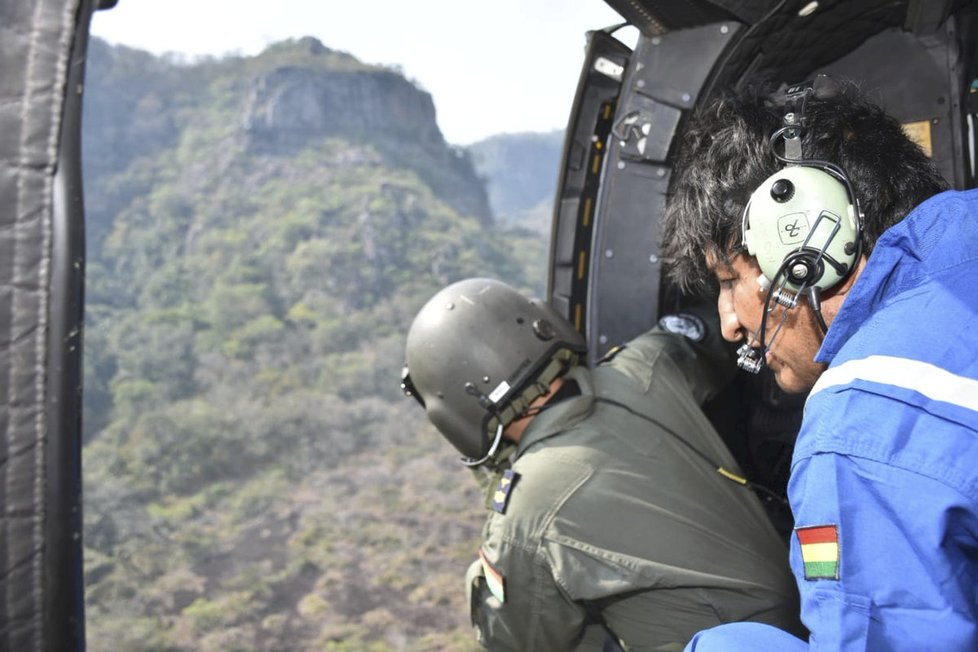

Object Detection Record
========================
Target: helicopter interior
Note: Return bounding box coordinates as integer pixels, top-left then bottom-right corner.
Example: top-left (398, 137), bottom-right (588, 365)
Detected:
top-left (1, 0), bottom-right (976, 647)
top-left (549, 0), bottom-right (978, 534)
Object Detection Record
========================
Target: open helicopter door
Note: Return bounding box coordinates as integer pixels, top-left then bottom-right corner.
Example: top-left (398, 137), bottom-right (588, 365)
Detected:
top-left (549, 0), bottom-right (978, 530)
top-left (549, 10), bottom-right (739, 367)
top-left (0, 0), bottom-right (113, 648)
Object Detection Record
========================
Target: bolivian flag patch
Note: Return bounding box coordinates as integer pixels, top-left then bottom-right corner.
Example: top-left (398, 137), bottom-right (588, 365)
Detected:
top-left (797, 524), bottom-right (840, 580)
top-left (479, 548), bottom-right (506, 603)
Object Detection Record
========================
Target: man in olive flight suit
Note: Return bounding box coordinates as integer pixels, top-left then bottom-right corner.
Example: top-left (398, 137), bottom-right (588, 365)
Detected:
top-left (402, 278), bottom-right (801, 651)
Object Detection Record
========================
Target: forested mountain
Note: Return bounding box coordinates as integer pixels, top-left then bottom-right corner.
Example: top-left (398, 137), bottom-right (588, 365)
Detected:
top-left (81, 36), bottom-right (552, 651)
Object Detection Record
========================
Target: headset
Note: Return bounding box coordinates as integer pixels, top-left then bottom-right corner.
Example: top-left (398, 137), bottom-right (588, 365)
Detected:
top-left (737, 75), bottom-right (863, 374)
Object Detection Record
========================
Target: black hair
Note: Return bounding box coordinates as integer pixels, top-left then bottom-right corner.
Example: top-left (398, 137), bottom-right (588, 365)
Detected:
top-left (662, 80), bottom-right (949, 292)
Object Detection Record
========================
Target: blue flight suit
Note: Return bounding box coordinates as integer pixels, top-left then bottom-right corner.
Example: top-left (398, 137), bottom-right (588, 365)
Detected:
top-left (687, 189), bottom-right (978, 651)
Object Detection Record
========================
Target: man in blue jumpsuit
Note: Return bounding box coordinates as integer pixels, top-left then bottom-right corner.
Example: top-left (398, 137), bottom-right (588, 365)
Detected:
top-left (661, 78), bottom-right (978, 649)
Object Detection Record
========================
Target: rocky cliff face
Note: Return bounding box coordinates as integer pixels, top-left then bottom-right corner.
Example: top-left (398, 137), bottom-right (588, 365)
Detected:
top-left (243, 66), bottom-right (441, 147)
top-left (240, 37), bottom-right (492, 223)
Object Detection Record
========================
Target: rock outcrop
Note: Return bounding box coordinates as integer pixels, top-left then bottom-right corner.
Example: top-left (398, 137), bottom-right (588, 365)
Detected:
top-left (241, 37), bottom-right (491, 223)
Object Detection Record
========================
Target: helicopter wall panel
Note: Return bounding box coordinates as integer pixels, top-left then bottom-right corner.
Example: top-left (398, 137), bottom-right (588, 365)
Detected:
top-left (549, 30), bottom-right (631, 336)
top-left (586, 161), bottom-right (672, 358)
top-left (814, 24), bottom-right (966, 188)
top-left (578, 22), bottom-right (740, 362)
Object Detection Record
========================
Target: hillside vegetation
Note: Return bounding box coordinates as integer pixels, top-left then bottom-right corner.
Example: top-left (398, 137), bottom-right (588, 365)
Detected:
top-left (82, 36), bottom-right (551, 651)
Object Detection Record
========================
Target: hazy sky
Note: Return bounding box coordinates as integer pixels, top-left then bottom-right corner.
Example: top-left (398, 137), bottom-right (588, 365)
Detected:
top-left (90, 0), bottom-right (627, 145)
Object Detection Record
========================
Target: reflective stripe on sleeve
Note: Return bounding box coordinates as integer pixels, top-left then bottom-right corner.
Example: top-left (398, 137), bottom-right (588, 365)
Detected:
top-left (810, 355), bottom-right (978, 413)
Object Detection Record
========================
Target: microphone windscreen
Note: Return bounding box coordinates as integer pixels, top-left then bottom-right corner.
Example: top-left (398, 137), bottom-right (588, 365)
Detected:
top-left (813, 74), bottom-right (840, 100)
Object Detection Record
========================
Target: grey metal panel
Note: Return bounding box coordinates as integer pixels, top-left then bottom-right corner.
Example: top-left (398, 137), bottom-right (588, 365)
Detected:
top-left (814, 23), bottom-right (967, 188)
top-left (629, 22), bottom-right (740, 110)
top-left (616, 93), bottom-right (683, 163)
top-left (587, 163), bottom-right (672, 356)
top-left (584, 22), bottom-right (740, 362)
top-left (553, 197), bottom-right (581, 267)
top-left (604, 0), bottom-right (742, 34)
top-left (548, 29), bottom-right (631, 336)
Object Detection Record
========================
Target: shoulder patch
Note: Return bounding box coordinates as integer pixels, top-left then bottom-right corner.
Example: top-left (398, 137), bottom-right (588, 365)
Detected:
top-left (490, 469), bottom-right (519, 514)
top-left (796, 524), bottom-right (840, 580)
top-left (658, 313), bottom-right (706, 341)
top-left (479, 547), bottom-right (506, 603)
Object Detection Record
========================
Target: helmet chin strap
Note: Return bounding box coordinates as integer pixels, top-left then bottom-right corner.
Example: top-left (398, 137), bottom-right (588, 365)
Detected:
top-left (459, 423), bottom-right (505, 467)
top-left (458, 381), bottom-right (552, 467)
top-left (459, 350), bottom-right (579, 467)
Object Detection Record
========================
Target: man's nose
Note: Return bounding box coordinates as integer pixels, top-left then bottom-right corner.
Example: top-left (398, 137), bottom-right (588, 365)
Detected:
top-left (716, 293), bottom-right (743, 342)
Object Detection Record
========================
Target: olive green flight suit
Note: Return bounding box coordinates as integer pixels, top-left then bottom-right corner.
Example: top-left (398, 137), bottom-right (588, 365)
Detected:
top-left (467, 316), bottom-right (802, 651)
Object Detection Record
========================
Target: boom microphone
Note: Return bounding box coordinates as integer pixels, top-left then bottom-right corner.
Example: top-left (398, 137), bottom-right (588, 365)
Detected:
top-left (812, 74), bottom-right (841, 100)
top-left (735, 258), bottom-right (807, 375)
top-left (737, 341), bottom-right (764, 374)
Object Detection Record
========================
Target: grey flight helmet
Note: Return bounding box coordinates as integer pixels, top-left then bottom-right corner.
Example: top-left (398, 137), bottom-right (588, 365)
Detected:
top-left (402, 278), bottom-right (587, 465)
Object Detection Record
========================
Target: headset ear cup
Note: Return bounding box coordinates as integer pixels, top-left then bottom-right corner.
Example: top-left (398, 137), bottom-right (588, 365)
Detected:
top-left (743, 166), bottom-right (859, 292)
top-left (740, 198), bottom-right (755, 255)
top-left (783, 250), bottom-right (822, 288)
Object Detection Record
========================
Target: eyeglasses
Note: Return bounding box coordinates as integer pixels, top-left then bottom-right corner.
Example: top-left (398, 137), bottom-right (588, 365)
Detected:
top-left (400, 367), bottom-right (425, 408)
